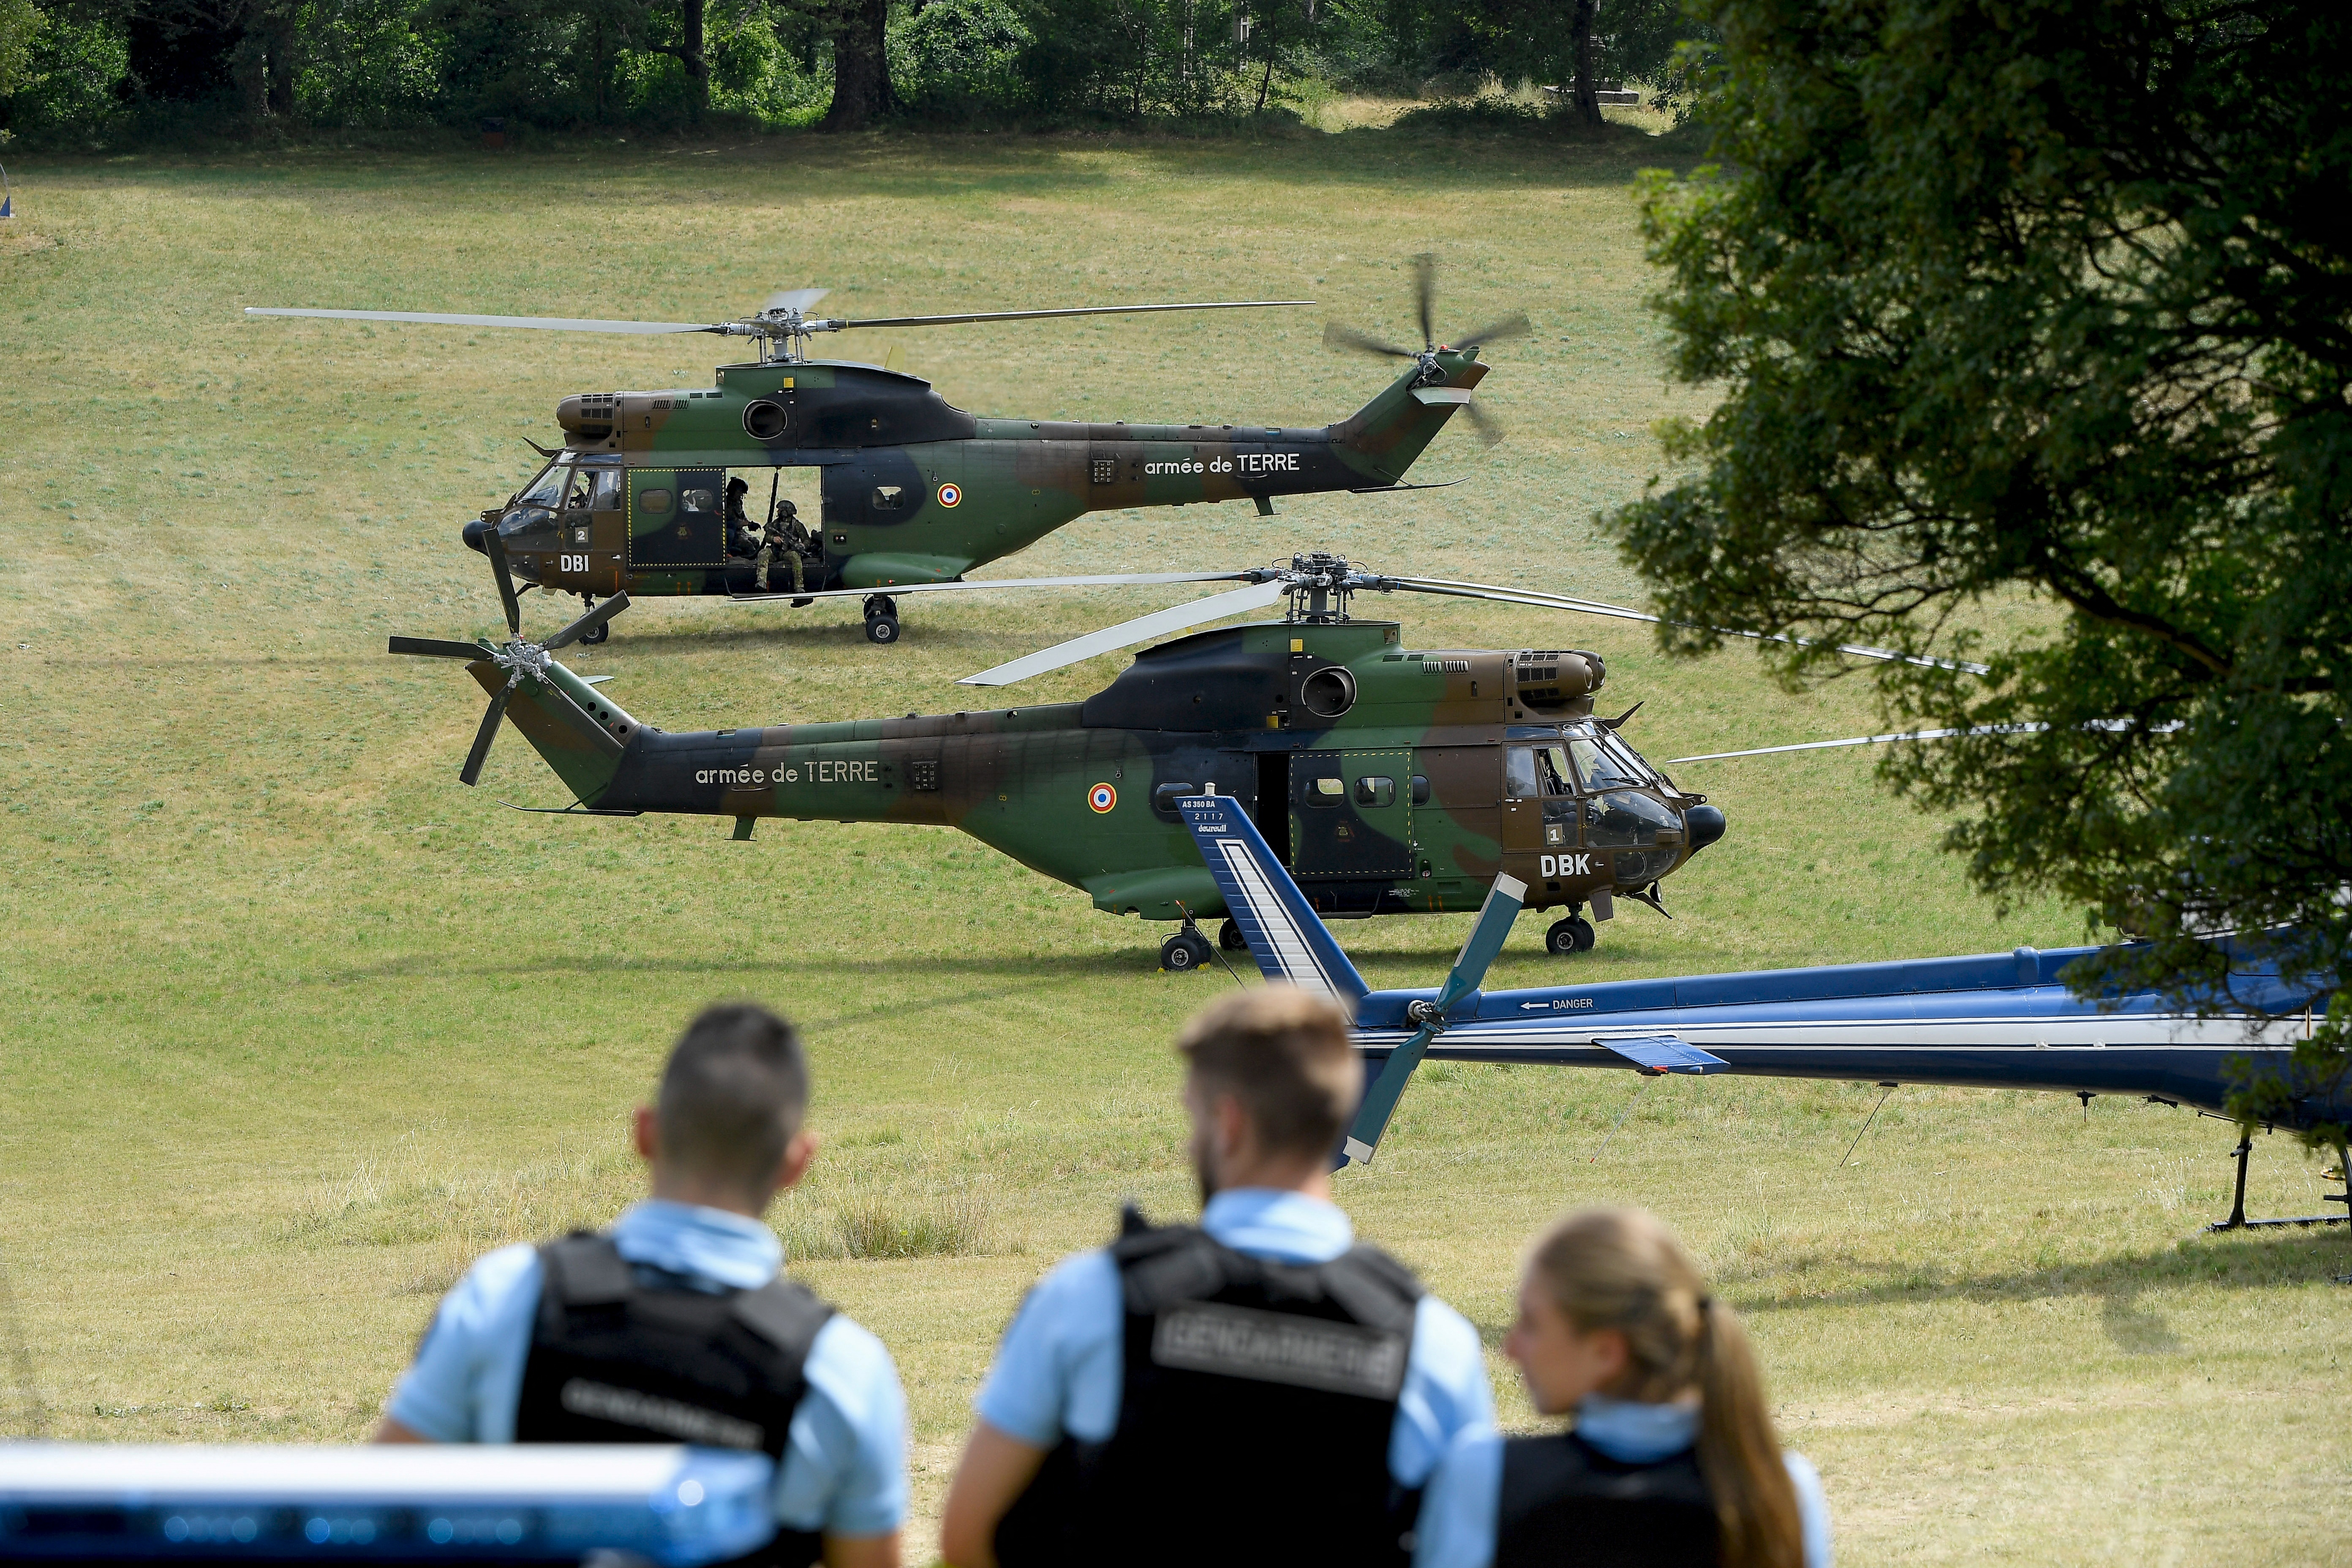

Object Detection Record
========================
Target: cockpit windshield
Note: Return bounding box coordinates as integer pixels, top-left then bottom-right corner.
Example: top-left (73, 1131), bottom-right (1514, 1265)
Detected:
top-left (517, 461), bottom-right (572, 509)
top-left (1565, 730), bottom-right (1647, 791)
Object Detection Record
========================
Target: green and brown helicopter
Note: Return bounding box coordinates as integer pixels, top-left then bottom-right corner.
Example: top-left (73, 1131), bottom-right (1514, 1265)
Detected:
top-left (257, 260), bottom-right (1522, 645)
top-left (380, 551), bottom-right (1960, 969)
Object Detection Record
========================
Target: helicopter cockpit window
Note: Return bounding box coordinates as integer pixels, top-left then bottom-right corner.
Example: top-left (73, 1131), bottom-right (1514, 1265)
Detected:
top-left (1305, 775), bottom-right (1346, 809)
top-left (517, 463), bottom-right (570, 510)
top-left (567, 468), bottom-right (621, 511)
top-left (1507, 747), bottom-right (1574, 799)
top-left (1567, 734), bottom-right (1644, 792)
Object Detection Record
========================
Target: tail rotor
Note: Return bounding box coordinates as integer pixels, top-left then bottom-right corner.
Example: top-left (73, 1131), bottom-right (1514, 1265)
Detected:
top-left (388, 592), bottom-right (632, 785)
top-left (1322, 253), bottom-right (1524, 447)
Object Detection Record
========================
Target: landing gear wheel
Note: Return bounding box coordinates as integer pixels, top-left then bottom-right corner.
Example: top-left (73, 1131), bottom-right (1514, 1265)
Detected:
top-left (863, 594), bottom-right (901, 645)
top-left (1161, 930), bottom-right (1214, 972)
top-left (1545, 916), bottom-right (1596, 955)
top-left (1219, 919), bottom-right (1249, 952)
top-left (582, 619), bottom-right (610, 645)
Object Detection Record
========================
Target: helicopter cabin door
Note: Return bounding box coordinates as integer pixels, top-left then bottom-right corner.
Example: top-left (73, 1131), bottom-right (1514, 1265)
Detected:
top-left (1290, 749), bottom-right (1414, 881)
top-left (626, 468), bottom-right (728, 568)
top-left (1500, 740), bottom-right (1579, 876)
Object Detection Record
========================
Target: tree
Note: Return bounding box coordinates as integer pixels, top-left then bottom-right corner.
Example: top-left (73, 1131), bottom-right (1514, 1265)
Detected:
top-left (0, 0), bottom-right (43, 99)
top-left (802, 0), bottom-right (887, 128)
top-left (1380, 0), bottom-right (1696, 126)
top-left (1614, 0), bottom-right (2352, 1148)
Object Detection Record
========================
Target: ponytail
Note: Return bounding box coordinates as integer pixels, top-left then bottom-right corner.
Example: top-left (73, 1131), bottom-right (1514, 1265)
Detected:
top-left (1527, 1210), bottom-right (1802, 1568)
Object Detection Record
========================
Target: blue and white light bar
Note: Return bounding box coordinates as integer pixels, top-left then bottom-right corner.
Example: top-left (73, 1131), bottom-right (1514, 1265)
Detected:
top-left (0, 1445), bottom-right (775, 1565)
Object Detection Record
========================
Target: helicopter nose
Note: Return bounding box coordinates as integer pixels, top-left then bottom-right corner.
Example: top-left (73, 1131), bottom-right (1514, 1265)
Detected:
top-left (1684, 803), bottom-right (1727, 852)
top-left (461, 516), bottom-right (492, 555)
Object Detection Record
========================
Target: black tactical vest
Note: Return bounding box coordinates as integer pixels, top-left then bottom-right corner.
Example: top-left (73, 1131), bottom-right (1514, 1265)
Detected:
top-left (1495, 1430), bottom-right (1721, 1568)
top-left (995, 1217), bottom-right (1426, 1568)
top-left (514, 1233), bottom-right (835, 1568)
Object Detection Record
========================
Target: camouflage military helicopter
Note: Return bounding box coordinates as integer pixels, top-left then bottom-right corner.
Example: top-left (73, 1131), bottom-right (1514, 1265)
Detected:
top-left (255, 258), bottom-right (1520, 645)
top-left (389, 552), bottom-right (1957, 969)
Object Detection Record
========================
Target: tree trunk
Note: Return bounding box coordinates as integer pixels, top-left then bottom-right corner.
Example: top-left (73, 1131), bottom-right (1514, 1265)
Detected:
top-left (681, 0), bottom-right (707, 120)
top-left (820, 0), bottom-right (893, 131)
top-left (1570, 0), bottom-right (1601, 128)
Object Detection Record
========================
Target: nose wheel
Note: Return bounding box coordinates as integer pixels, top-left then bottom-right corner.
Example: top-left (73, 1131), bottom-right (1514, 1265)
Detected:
top-left (863, 594), bottom-right (901, 645)
top-left (1545, 914), bottom-right (1596, 955)
top-left (1161, 923), bottom-right (1215, 972)
top-left (578, 594), bottom-right (610, 644)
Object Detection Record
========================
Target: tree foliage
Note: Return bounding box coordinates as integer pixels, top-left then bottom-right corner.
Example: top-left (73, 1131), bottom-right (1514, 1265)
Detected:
top-left (1616, 0), bottom-right (2352, 1145)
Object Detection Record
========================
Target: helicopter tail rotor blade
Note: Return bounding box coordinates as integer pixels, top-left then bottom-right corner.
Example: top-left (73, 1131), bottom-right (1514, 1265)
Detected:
top-left (1413, 253), bottom-right (1437, 352)
top-left (244, 307), bottom-right (724, 335)
top-left (389, 636), bottom-right (493, 661)
top-left (458, 679), bottom-right (517, 787)
top-left (1321, 321), bottom-right (1419, 359)
top-left (1344, 872), bottom-right (1525, 1164)
top-left (959, 580), bottom-right (1288, 687)
top-left (1450, 311), bottom-right (1531, 352)
top-left (482, 528), bottom-right (523, 638)
top-left (543, 592), bottom-right (632, 651)
top-left (1461, 398), bottom-right (1505, 448)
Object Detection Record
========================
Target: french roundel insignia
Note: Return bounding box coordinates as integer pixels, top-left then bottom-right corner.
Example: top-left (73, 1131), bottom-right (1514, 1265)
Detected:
top-left (1088, 783), bottom-right (1117, 813)
top-left (938, 482), bottom-right (962, 507)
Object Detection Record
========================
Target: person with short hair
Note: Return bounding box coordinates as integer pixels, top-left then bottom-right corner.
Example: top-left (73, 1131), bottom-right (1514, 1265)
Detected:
top-left (1411, 1208), bottom-right (1831, 1568)
top-left (939, 986), bottom-right (1493, 1568)
top-left (376, 1004), bottom-right (908, 1568)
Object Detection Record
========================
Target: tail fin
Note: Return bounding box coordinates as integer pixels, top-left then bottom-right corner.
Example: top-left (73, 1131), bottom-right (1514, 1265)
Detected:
top-left (1331, 352), bottom-right (1488, 483)
top-left (464, 658), bottom-right (634, 805)
top-left (1177, 793), bottom-right (1369, 1009)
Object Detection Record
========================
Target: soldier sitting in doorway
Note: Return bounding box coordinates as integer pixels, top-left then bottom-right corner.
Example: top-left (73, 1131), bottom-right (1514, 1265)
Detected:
top-left (759, 496), bottom-right (816, 601)
top-left (724, 476), bottom-right (762, 561)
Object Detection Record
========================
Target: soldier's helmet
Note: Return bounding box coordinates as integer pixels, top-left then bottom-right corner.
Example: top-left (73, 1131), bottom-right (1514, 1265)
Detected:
top-left (727, 476), bottom-right (749, 494)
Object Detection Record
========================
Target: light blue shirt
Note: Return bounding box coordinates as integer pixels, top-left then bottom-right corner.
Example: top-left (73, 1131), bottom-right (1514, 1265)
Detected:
top-left (1411, 1396), bottom-right (1833, 1568)
top-left (972, 1188), bottom-right (1494, 1487)
top-left (385, 1200), bottom-right (906, 1538)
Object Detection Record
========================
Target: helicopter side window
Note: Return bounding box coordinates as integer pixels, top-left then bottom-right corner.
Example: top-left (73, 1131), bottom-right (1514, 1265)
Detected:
top-left (1410, 775), bottom-right (1431, 806)
top-left (1304, 775), bottom-right (1346, 809)
top-left (1353, 776), bottom-right (1395, 808)
top-left (1505, 747), bottom-right (1540, 800)
top-left (1567, 735), bottom-right (1643, 792)
top-left (1538, 745), bottom-right (1573, 795)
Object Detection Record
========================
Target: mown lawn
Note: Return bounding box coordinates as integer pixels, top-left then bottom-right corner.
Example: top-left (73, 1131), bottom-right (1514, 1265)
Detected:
top-left (2, 123), bottom-right (2346, 1563)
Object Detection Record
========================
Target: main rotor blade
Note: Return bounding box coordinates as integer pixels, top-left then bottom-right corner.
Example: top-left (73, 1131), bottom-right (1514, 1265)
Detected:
top-left (729, 570), bottom-right (1255, 605)
top-left (482, 528), bottom-right (523, 638)
top-left (1449, 310), bottom-right (1531, 351)
top-left (1413, 253), bottom-right (1437, 351)
top-left (458, 681), bottom-right (515, 787)
top-left (763, 288), bottom-right (830, 313)
top-left (1322, 321), bottom-right (1418, 358)
top-left (828, 300), bottom-right (1311, 331)
top-left (1373, 575), bottom-right (1993, 674)
top-left (1433, 873), bottom-right (1527, 1014)
top-left (244, 307), bottom-right (724, 335)
top-left (1461, 398), bottom-right (1505, 448)
top-left (543, 591), bottom-right (632, 651)
top-left (1667, 723), bottom-right (2050, 764)
top-left (389, 636), bottom-right (491, 661)
top-left (959, 580), bottom-right (1288, 687)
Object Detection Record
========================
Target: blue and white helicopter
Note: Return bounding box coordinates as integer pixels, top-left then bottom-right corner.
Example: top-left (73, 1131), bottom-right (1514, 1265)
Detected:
top-left (1175, 792), bottom-right (2350, 1233)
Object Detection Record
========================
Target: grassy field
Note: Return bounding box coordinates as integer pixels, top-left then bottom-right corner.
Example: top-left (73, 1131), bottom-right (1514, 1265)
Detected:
top-left (2, 121), bottom-right (2347, 1563)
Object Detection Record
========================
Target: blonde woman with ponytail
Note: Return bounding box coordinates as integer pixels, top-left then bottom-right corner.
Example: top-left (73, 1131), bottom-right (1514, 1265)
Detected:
top-left (1412, 1209), bottom-right (1829, 1568)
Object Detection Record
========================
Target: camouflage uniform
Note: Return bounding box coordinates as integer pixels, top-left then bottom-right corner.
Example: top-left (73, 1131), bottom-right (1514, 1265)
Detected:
top-left (757, 501), bottom-right (812, 595)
